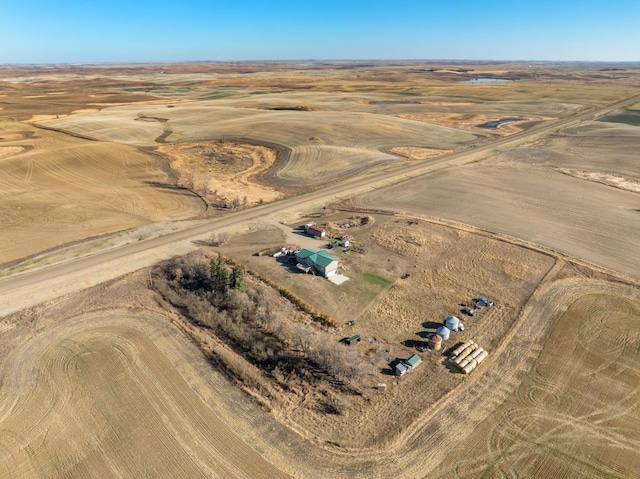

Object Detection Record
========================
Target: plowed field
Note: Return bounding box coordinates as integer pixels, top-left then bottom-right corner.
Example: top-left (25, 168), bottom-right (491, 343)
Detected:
top-left (0, 310), bottom-right (291, 478)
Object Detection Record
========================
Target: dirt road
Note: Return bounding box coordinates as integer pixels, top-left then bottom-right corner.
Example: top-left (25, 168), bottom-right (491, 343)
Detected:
top-left (1, 93), bottom-right (639, 314)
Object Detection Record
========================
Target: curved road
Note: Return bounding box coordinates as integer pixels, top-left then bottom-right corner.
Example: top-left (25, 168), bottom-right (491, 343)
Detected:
top-left (1, 94), bottom-right (639, 301)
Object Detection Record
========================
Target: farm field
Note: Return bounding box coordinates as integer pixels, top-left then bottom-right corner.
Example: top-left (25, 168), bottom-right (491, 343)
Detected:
top-left (2, 61), bottom-right (638, 266)
top-left (0, 308), bottom-right (293, 479)
top-left (356, 121), bottom-right (640, 280)
top-left (431, 292), bottom-right (640, 478)
top-left (1, 257), bottom-right (638, 478)
top-left (0, 120), bottom-right (203, 266)
top-left (1, 62), bottom-right (640, 478)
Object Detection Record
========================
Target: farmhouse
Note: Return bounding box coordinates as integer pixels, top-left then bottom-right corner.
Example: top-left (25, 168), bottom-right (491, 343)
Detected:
top-left (295, 248), bottom-right (340, 277)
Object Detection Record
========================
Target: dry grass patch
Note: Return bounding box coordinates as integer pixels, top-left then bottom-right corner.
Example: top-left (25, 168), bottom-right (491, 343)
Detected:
top-left (388, 146), bottom-right (453, 160)
top-left (156, 140), bottom-right (283, 206)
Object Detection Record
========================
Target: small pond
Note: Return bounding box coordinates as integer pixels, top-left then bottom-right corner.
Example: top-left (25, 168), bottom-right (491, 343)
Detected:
top-left (478, 118), bottom-right (521, 128)
top-left (459, 78), bottom-right (510, 83)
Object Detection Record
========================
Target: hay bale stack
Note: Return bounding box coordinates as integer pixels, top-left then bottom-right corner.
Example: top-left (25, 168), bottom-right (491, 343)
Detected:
top-left (448, 339), bottom-right (488, 374)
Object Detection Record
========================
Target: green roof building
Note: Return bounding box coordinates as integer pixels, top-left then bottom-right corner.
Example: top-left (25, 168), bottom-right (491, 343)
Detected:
top-left (405, 354), bottom-right (422, 369)
top-left (296, 248), bottom-right (339, 277)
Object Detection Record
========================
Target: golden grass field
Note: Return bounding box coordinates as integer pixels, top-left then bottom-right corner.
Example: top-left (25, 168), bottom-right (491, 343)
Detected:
top-left (0, 120), bottom-right (203, 265)
top-left (432, 293), bottom-right (640, 478)
top-left (1, 61), bottom-right (640, 477)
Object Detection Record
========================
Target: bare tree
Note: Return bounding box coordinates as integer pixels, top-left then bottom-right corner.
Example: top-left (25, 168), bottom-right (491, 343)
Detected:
top-left (201, 174), bottom-right (211, 198)
top-left (293, 323), bottom-right (314, 354)
top-left (208, 231), bottom-right (229, 247)
top-left (184, 170), bottom-right (195, 190)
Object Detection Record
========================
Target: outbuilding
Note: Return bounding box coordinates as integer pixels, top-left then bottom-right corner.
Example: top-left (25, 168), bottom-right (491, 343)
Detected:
top-left (405, 354), bottom-right (422, 369)
top-left (344, 334), bottom-right (361, 345)
top-left (306, 225), bottom-right (326, 238)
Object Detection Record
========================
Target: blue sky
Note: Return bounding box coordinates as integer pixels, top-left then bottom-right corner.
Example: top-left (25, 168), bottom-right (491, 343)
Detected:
top-left (1, 0), bottom-right (639, 63)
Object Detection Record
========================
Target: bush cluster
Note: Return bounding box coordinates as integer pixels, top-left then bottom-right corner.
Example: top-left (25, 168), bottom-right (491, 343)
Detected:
top-left (152, 253), bottom-right (365, 390)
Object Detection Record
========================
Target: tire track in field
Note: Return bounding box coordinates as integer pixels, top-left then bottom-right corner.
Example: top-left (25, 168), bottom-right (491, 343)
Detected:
top-left (0, 311), bottom-right (292, 479)
top-left (425, 285), bottom-right (640, 479)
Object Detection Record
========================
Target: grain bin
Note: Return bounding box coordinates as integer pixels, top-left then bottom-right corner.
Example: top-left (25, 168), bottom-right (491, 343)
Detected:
top-left (429, 334), bottom-right (443, 351)
top-left (436, 326), bottom-right (451, 341)
top-left (445, 316), bottom-right (460, 331)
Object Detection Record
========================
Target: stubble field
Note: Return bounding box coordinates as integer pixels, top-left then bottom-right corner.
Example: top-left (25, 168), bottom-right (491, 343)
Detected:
top-left (432, 292), bottom-right (640, 478)
top-left (356, 120), bottom-right (640, 280)
top-left (0, 120), bottom-right (203, 266)
top-left (0, 308), bottom-right (293, 479)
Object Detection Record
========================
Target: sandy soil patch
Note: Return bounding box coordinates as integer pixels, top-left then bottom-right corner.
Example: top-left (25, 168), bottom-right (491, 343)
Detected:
top-left (0, 146), bottom-right (25, 158)
top-left (71, 108), bottom-right (100, 114)
top-left (156, 140), bottom-right (283, 206)
top-left (0, 132), bottom-right (27, 141)
top-left (557, 167), bottom-right (640, 193)
top-left (25, 114), bottom-right (68, 121)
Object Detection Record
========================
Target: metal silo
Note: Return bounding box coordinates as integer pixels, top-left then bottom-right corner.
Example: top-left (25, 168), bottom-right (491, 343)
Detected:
top-left (445, 316), bottom-right (460, 331)
top-left (436, 326), bottom-right (451, 341)
top-left (429, 334), bottom-right (443, 351)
